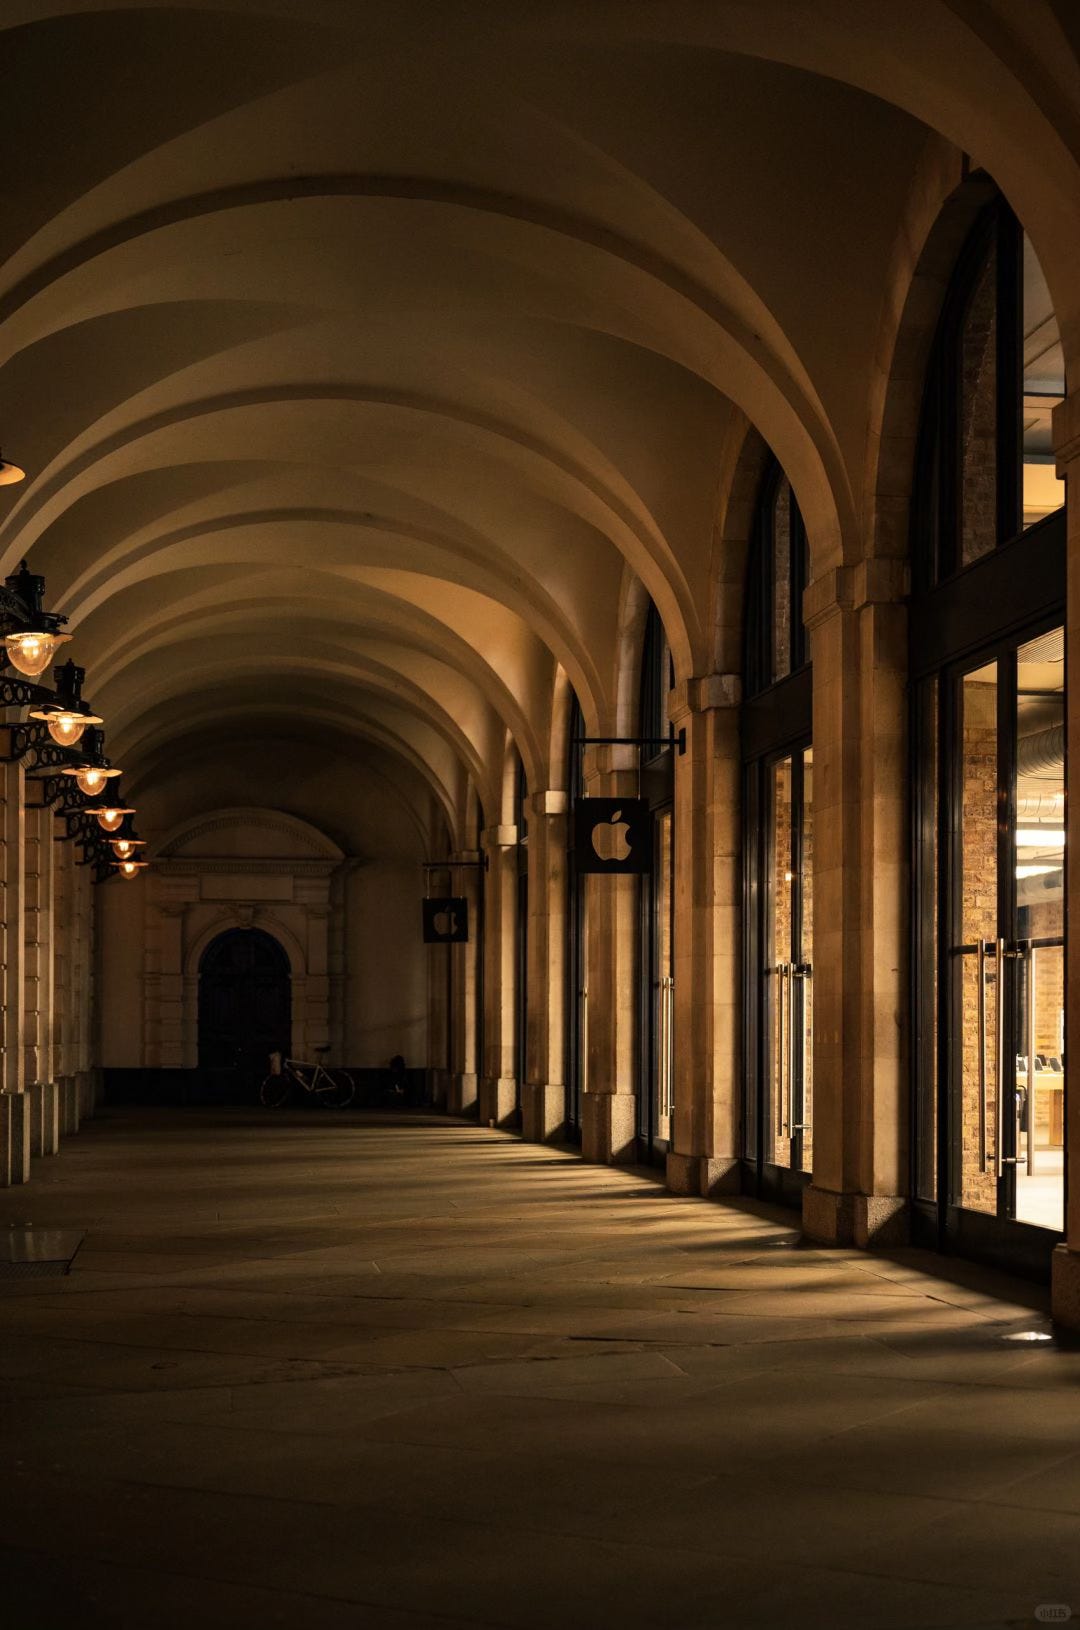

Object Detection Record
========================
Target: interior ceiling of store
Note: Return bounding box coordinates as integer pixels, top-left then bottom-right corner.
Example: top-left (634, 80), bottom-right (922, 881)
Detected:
top-left (2, 2), bottom-right (1079, 845)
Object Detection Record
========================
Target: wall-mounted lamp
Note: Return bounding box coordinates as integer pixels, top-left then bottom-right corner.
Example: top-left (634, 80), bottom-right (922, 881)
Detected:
top-left (63, 762), bottom-right (121, 797)
top-left (0, 451), bottom-right (26, 487)
top-left (86, 805), bottom-right (134, 833)
top-left (29, 661), bottom-right (102, 746)
top-left (115, 858), bottom-right (148, 880)
top-left (0, 563), bottom-right (70, 676)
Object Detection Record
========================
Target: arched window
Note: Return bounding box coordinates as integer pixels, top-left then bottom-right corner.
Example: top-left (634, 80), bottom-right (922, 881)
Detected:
top-left (914, 194), bottom-right (1065, 590)
top-left (743, 459), bottom-right (809, 696)
top-left (640, 601), bottom-right (675, 748)
top-left (742, 454), bottom-right (814, 1204)
top-left (911, 183), bottom-right (1066, 1268)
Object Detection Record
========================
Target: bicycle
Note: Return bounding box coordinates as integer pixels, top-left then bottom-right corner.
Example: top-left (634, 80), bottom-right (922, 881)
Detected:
top-left (259, 1049), bottom-right (355, 1109)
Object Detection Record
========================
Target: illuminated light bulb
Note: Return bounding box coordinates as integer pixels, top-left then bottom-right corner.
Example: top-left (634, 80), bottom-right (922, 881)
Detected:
top-left (116, 859), bottom-right (148, 880)
top-left (48, 713), bottom-right (87, 746)
top-left (88, 806), bottom-right (133, 833)
top-left (4, 628), bottom-right (70, 677)
top-left (29, 703), bottom-right (103, 747)
top-left (110, 838), bottom-right (145, 861)
top-left (61, 763), bottom-right (121, 797)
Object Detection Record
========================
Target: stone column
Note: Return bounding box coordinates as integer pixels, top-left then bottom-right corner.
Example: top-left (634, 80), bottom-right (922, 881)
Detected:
top-left (447, 852), bottom-right (482, 1116)
top-left (478, 823), bottom-right (518, 1127)
top-left (1050, 392), bottom-right (1080, 1324)
top-left (72, 858), bottom-right (95, 1118)
top-left (800, 559), bottom-right (909, 1247)
top-left (23, 799), bottom-right (55, 1099)
top-left (521, 791), bottom-right (568, 1143)
top-left (665, 675), bottom-right (743, 1197)
top-left (0, 760), bottom-right (28, 1183)
top-left (581, 750), bottom-right (638, 1163)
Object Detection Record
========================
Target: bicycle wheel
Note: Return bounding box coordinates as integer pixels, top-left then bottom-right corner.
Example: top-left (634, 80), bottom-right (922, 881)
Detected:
top-left (317, 1069), bottom-right (355, 1109)
top-left (259, 1071), bottom-right (291, 1108)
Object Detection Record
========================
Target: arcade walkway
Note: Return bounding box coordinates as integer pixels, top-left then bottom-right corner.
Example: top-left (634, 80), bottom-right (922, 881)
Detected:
top-left (1, 1112), bottom-right (1079, 1629)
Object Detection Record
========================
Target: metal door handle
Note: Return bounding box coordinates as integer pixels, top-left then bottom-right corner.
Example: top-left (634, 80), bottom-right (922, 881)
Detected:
top-left (1026, 944), bottom-right (1037, 1177)
top-left (994, 940), bottom-right (1027, 1175)
top-left (786, 962), bottom-right (796, 1139)
top-left (773, 962), bottom-right (789, 1137)
top-left (995, 937), bottom-right (1005, 1178)
top-left (978, 939), bottom-right (989, 1173)
top-left (790, 964), bottom-right (811, 1134)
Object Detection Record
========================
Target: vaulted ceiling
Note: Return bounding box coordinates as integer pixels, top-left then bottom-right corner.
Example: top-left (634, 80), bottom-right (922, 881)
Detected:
top-left (2, 2), bottom-right (1078, 844)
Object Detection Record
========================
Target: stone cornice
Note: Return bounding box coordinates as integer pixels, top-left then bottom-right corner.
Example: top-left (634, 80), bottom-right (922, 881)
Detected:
top-left (157, 808), bottom-right (343, 862)
top-left (528, 790), bottom-right (568, 817)
top-left (803, 558), bottom-right (908, 629)
top-left (668, 674), bottom-right (741, 720)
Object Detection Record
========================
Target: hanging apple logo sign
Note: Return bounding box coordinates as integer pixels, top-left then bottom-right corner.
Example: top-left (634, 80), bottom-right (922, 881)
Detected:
top-left (422, 898), bottom-right (469, 942)
top-left (591, 809), bottom-right (632, 864)
top-left (573, 798), bottom-right (651, 874)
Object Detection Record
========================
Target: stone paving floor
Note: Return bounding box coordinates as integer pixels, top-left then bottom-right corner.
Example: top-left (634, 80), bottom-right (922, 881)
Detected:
top-left (1, 1109), bottom-right (1079, 1629)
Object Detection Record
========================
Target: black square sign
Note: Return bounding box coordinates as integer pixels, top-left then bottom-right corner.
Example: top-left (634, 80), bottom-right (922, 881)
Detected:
top-left (423, 897), bottom-right (469, 942)
top-left (573, 798), bottom-right (652, 874)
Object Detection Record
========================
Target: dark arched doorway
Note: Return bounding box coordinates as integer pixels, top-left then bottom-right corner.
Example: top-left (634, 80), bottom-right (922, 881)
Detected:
top-left (198, 928), bottom-right (291, 1102)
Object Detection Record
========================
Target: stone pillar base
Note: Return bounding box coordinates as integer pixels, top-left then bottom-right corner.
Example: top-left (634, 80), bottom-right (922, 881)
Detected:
top-left (802, 1186), bottom-right (909, 1248)
top-left (27, 1082), bottom-right (42, 1157)
top-left (520, 1081), bottom-right (566, 1144)
top-left (802, 1183), bottom-right (856, 1245)
top-left (0, 1093), bottom-right (31, 1186)
top-left (1051, 1245), bottom-right (1080, 1330)
top-left (447, 1072), bottom-right (479, 1117)
top-left (28, 1082), bottom-right (60, 1157)
top-left (581, 1092), bottom-right (637, 1165)
top-left (854, 1194), bottom-right (909, 1248)
top-left (478, 1076), bottom-right (517, 1129)
top-left (37, 1081), bottom-right (59, 1156)
top-left (666, 1152), bottom-right (741, 1198)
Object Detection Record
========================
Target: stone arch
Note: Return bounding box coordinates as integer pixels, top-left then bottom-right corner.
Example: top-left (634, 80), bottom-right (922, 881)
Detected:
top-left (159, 806), bottom-right (344, 865)
top-left (183, 908), bottom-right (307, 984)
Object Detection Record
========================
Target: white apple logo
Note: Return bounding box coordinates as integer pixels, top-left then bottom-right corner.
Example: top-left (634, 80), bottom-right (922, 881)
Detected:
top-left (433, 907), bottom-right (458, 937)
top-left (592, 809), bottom-right (632, 864)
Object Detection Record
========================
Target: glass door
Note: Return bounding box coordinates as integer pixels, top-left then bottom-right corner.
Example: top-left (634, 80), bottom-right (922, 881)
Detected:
top-left (1014, 629), bottom-right (1065, 1228)
top-left (939, 627), bottom-right (1064, 1245)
